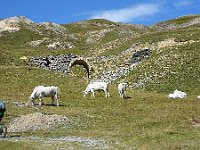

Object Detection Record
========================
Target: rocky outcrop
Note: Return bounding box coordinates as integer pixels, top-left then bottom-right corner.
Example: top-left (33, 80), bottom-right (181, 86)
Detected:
top-left (40, 22), bottom-right (66, 34)
top-left (100, 66), bottom-right (132, 83)
top-left (47, 41), bottom-right (73, 50)
top-left (126, 48), bottom-right (152, 64)
top-left (0, 16), bottom-right (33, 32)
top-left (99, 48), bottom-right (152, 83)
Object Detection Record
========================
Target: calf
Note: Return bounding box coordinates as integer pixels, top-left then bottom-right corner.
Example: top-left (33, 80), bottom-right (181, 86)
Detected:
top-left (84, 81), bottom-right (110, 98)
top-left (118, 82), bottom-right (128, 99)
top-left (30, 86), bottom-right (60, 106)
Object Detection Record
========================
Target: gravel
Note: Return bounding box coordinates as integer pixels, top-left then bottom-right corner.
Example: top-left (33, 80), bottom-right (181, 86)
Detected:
top-left (8, 112), bottom-right (70, 133)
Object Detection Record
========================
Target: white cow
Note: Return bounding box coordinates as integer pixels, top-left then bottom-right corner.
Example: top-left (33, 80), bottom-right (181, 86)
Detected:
top-left (84, 81), bottom-right (110, 97)
top-left (30, 86), bottom-right (60, 106)
top-left (168, 89), bottom-right (187, 99)
top-left (118, 82), bottom-right (128, 99)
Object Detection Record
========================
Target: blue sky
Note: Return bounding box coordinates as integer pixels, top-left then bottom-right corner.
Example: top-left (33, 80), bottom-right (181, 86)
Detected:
top-left (1, 0), bottom-right (200, 25)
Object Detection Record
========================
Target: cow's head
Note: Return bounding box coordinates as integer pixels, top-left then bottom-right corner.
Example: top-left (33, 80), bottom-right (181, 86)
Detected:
top-left (83, 90), bottom-right (88, 97)
top-left (29, 96), bottom-right (35, 106)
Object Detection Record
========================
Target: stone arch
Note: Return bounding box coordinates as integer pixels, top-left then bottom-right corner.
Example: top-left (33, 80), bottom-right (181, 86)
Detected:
top-left (68, 57), bottom-right (90, 78)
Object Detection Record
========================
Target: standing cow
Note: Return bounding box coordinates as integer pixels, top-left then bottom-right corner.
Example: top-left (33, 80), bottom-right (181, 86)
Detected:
top-left (84, 81), bottom-right (110, 98)
top-left (118, 82), bottom-right (128, 99)
top-left (30, 86), bottom-right (60, 106)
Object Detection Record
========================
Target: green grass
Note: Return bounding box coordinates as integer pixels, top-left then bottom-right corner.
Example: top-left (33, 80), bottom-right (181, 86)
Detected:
top-left (1, 66), bottom-right (200, 149)
top-left (63, 19), bottom-right (117, 33)
top-left (1, 16), bottom-right (200, 149)
top-left (0, 29), bottom-right (44, 50)
top-left (0, 141), bottom-right (44, 150)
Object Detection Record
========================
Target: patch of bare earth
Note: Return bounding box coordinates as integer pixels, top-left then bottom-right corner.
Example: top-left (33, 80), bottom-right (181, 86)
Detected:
top-left (191, 117), bottom-right (200, 127)
top-left (8, 112), bottom-right (70, 132)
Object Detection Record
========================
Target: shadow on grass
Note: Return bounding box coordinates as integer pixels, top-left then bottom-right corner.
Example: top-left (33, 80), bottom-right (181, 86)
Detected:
top-left (31, 104), bottom-right (65, 107)
top-left (44, 104), bottom-right (65, 107)
top-left (123, 96), bottom-right (131, 99)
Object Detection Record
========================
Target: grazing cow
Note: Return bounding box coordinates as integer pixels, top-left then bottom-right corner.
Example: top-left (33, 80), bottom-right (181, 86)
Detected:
top-left (168, 89), bottom-right (187, 99)
top-left (84, 81), bottom-right (110, 97)
top-left (30, 86), bottom-right (60, 106)
top-left (118, 82), bottom-right (128, 99)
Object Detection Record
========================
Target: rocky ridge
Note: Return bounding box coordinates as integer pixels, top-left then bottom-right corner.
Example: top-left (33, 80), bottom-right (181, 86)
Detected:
top-left (0, 16), bottom-right (33, 32)
top-left (0, 16), bottom-right (76, 50)
top-left (150, 15), bottom-right (200, 30)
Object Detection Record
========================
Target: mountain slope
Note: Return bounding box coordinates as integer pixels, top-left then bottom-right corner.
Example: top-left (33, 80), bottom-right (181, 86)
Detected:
top-left (0, 15), bottom-right (200, 93)
top-left (1, 15), bottom-right (200, 150)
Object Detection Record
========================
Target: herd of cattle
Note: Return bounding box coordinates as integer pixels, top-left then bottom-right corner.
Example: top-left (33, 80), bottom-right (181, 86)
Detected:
top-left (29, 81), bottom-right (128, 106)
top-left (29, 80), bottom-right (200, 106)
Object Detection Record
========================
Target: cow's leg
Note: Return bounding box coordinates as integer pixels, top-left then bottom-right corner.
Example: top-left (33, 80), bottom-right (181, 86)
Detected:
top-left (105, 91), bottom-right (107, 97)
top-left (104, 89), bottom-right (106, 97)
top-left (105, 91), bottom-right (108, 97)
top-left (104, 89), bottom-right (110, 98)
top-left (107, 92), bottom-right (110, 97)
top-left (118, 91), bottom-right (121, 98)
top-left (121, 91), bottom-right (124, 98)
top-left (120, 91), bottom-right (123, 98)
top-left (91, 89), bottom-right (95, 97)
top-left (39, 98), bottom-right (42, 106)
top-left (122, 91), bottom-right (125, 99)
top-left (51, 96), bottom-right (54, 106)
top-left (55, 94), bottom-right (59, 106)
top-left (39, 94), bottom-right (43, 106)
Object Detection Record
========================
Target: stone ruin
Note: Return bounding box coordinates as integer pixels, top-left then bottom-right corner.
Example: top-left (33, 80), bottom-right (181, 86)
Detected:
top-left (126, 48), bottom-right (152, 65)
top-left (29, 48), bottom-right (152, 82)
top-left (30, 54), bottom-right (91, 78)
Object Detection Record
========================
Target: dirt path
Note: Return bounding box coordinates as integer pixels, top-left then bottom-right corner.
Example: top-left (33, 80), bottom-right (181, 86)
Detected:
top-left (2, 112), bottom-right (108, 149)
top-left (0, 136), bottom-right (108, 149)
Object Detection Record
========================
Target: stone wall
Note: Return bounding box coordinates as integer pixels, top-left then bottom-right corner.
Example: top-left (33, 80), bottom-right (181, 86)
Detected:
top-left (30, 48), bottom-right (152, 83)
top-left (30, 54), bottom-right (90, 77)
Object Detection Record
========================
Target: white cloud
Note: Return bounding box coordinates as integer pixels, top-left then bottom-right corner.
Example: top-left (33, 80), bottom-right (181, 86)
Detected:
top-left (89, 3), bottom-right (160, 23)
top-left (174, 0), bottom-right (193, 7)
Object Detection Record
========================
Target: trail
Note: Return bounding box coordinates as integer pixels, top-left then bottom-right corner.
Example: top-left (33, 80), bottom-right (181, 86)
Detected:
top-left (0, 135), bottom-right (108, 149)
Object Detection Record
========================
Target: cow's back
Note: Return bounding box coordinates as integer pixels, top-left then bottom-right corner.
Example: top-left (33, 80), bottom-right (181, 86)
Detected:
top-left (42, 86), bottom-right (59, 96)
top-left (94, 82), bottom-right (107, 90)
top-left (87, 81), bottom-right (107, 90)
top-left (30, 86), bottom-right (59, 98)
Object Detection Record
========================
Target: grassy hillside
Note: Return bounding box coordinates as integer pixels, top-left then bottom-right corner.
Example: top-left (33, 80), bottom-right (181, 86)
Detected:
top-left (156, 15), bottom-right (200, 25)
top-left (0, 15), bottom-right (200, 149)
top-left (126, 22), bottom-right (200, 94)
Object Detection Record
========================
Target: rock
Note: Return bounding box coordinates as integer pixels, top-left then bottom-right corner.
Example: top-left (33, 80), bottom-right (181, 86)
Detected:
top-left (126, 48), bottom-right (152, 65)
